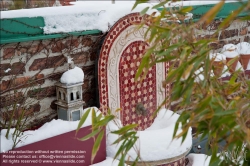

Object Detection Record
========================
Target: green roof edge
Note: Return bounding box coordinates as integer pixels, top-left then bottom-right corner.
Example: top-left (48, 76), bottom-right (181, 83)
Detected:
top-left (0, 30), bottom-right (102, 44)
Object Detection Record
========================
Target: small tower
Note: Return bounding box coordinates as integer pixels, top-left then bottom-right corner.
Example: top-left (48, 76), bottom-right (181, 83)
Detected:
top-left (55, 66), bottom-right (85, 121)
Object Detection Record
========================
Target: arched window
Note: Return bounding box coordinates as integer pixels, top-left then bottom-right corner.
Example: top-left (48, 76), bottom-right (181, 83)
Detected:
top-left (76, 91), bottom-right (80, 99)
top-left (59, 91), bottom-right (61, 100)
top-left (63, 93), bottom-right (66, 100)
top-left (70, 92), bottom-right (74, 101)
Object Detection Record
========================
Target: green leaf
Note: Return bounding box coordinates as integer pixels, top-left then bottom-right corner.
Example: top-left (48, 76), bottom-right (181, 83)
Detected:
top-left (135, 50), bottom-right (151, 81)
top-left (112, 131), bottom-right (137, 144)
top-left (91, 130), bottom-right (104, 164)
top-left (131, 156), bottom-right (139, 166)
top-left (173, 122), bottom-right (179, 138)
top-left (214, 109), bottom-right (236, 116)
top-left (181, 129), bottom-right (188, 144)
top-left (114, 140), bottom-right (127, 160)
top-left (152, 1), bottom-right (169, 9)
top-left (78, 129), bottom-right (101, 141)
top-left (96, 113), bottom-right (103, 122)
top-left (125, 137), bottom-right (138, 153)
top-left (140, 7), bottom-right (149, 15)
top-left (92, 107), bottom-right (97, 125)
top-left (76, 108), bottom-right (91, 135)
top-left (179, 6), bottom-right (193, 13)
top-left (219, 5), bottom-right (245, 29)
top-left (107, 107), bottom-right (111, 115)
top-left (93, 115), bottom-right (115, 128)
top-left (131, 0), bottom-right (149, 10)
top-left (112, 124), bottom-right (138, 135)
top-left (118, 154), bottom-right (125, 166)
top-left (198, 0), bottom-right (225, 26)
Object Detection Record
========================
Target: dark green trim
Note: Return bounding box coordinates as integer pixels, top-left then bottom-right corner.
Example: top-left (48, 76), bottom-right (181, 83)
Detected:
top-left (191, 2), bottom-right (249, 22)
top-left (158, 2), bottom-right (249, 22)
top-left (0, 30), bottom-right (102, 44)
top-left (0, 16), bottom-right (101, 44)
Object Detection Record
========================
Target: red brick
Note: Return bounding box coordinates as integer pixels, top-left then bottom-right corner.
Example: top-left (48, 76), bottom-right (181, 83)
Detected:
top-left (90, 77), bottom-right (95, 89)
top-left (0, 62), bottom-right (25, 76)
top-left (71, 52), bottom-right (89, 64)
top-left (209, 40), bottom-right (226, 50)
top-left (0, 74), bottom-right (44, 91)
top-left (11, 62), bottom-right (25, 75)
top-left (219, 29), bottom-right (238, 40)
top-left (51, 41), bottom-right (65, 53)
top-left (82, 65), bottom-right (95, 75)
top-left (0, 92), bottom-right (24, 108)
top-left (82, 92), bottom-right (92, 103)
top-left (48, 72), bottom-right (63, 81)
top-left (240, 27), bottom-right (248, 36)
top-left (29, 103), bottom-right (41, 114)
top-left (27, 43), bottom-right (44, 55)
top-left (29, 55), bottom-right (66, 71)
top-left (3, 48), bottom-right (15, 59)
top-left (195, 21), bottom-right (229, 31)
top-left (82, 78), bottom-right (89, 89)
top-left (244, 36), bottom-right (250, 42)
top-left (0, 80), bottom-right (10, 91)
top-left (50, 100), bottom-right (57, 110)
top-left (227, 38), bottom-right (240, 45)
top-left (65, 38), bottom-right (79, 48)
top-left (1, 103), bottom-right (40, 120)
top-left (82, 37), bottom-right (94, 47)
top-left (0, 63), bottom-right (11, 77)
top-left (28, 44), bottom-right (39, 54)
top-left (72, 38), bottom-right (80, 47)
top-left (17, 47), bottom-right (27, 56)
top-left (28, 86), bottom-right (56, 100)
top-left (90, 51), bottom-right (97, 61)
top-left (247, 21), bottom-right (250, 27)
top-left (206, 21), bottom-right (222, 31)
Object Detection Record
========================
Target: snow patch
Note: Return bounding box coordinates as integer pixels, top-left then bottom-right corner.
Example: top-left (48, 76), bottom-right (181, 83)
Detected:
top-left (221, 44), bottom-right (239, 58)
top-left (209, 53), bottom-right (226, 61)
top-left (237, 42), bottom-right (250, 55)
top-left (0, 107), bottom-right (100, 153)
top-left (106, 109), bottom-right (192, 161)
top-left (186, 154), bottom-right (211, 166)
top-left (60, 66), bottom-right (84, 84)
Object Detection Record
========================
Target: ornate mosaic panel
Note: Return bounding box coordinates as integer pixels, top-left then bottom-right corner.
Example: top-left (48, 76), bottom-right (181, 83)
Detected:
top-left (98, 13), bottom-right (170, 130)
top-left (119, 41), bottom-right (157, 130)
top-left (158, 157), bottom-right (186, 166)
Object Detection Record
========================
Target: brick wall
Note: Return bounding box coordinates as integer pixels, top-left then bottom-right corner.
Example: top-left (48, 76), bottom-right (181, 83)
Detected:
top-left (170, 18), bottom-right (250, 111)
top-left (195, 19), bottom-right (250, 50)
top-left (0, 34), bottom-right (102, 129)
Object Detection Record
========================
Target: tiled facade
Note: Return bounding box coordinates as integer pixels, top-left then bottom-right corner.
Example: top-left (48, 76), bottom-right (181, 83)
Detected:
top-left (98, 13), bottom-right (170, 130)
top-left (119, 41), bottom-right (157, 130)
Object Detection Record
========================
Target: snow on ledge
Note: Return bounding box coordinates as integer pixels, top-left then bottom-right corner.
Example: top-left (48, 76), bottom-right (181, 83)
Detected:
top-left (0, 107), bottom-right (100, 153)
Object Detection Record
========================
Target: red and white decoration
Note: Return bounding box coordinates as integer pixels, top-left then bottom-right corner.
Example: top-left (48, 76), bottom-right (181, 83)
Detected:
top-left (98, 13), bottom-right (170, 130)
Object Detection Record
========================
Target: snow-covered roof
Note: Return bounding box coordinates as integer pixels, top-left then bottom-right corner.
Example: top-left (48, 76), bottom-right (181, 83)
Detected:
top-left (1, 1), bottom-right (239, 34)
top-left (1, 1), bottom-right (247, 44)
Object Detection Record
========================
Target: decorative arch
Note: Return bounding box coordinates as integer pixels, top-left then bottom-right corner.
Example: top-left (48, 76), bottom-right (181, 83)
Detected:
top-left (98, 13), bottom-right (170, 130)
